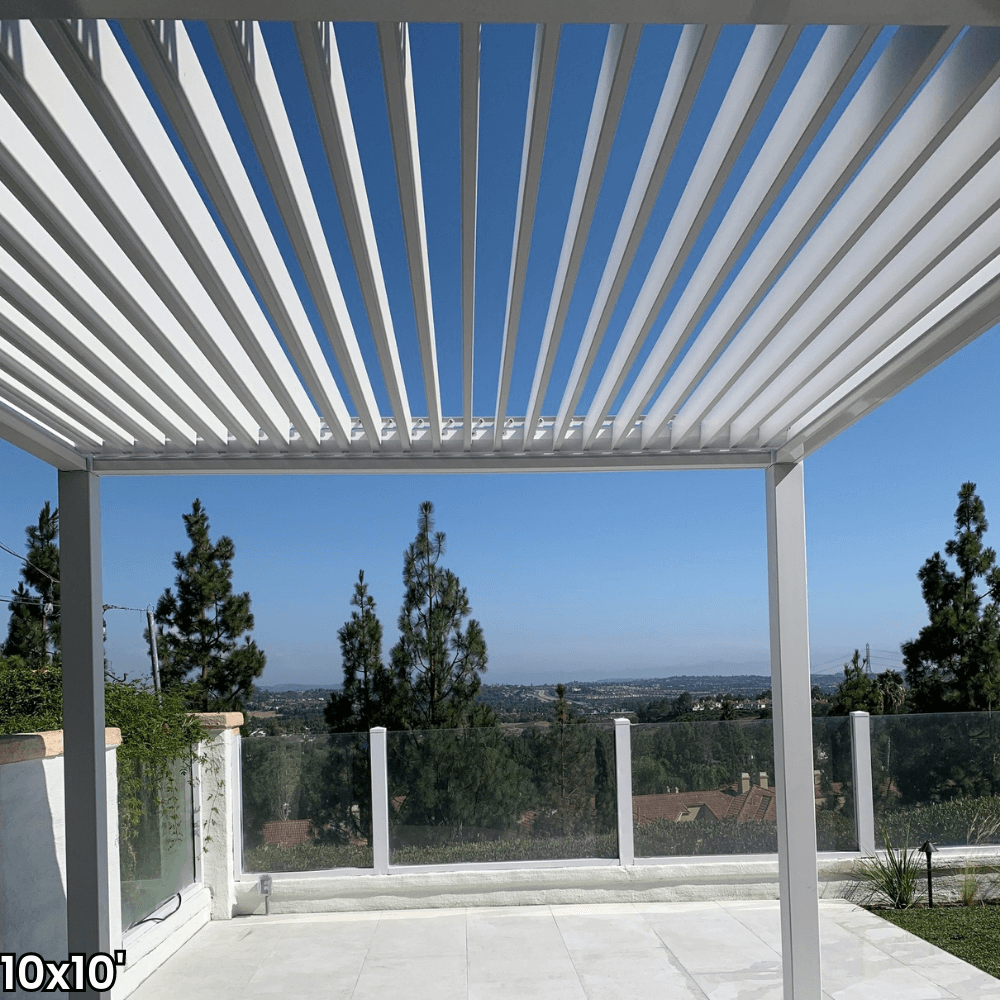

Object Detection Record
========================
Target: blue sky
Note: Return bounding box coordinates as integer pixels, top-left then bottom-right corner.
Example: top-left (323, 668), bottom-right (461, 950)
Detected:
top-left (1, 23), bottom-right (997, 688)
top-left (2, 319), bottom-right (998, 688)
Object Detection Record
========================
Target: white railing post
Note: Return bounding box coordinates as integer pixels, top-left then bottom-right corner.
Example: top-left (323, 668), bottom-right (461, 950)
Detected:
top-left (370, 727), bottom-right (390, 875)
top-left (849, 711), bottom-right (876, 856)
top-left (614, 718), bottom-right (634, 866)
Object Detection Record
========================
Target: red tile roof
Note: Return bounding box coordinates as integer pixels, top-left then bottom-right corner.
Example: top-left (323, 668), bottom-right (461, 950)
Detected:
top-left (634, 784), bottom-right (777, 825)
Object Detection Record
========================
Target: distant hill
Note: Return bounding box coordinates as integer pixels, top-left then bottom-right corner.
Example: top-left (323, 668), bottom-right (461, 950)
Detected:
top-left (258, 674), bottom-right (842, 694)
top-left (257, 683), bottom-right (334, 692)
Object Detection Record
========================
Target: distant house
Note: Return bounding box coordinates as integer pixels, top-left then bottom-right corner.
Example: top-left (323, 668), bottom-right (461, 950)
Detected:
top-left (634, 771), bottom-right (843, 826)
top-left (633, 773), bottom-right (777, 825)
top-left (262, 819), bottom-right (312, 847)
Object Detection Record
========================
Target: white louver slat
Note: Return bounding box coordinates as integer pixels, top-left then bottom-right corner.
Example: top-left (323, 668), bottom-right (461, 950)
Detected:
top-left (0, 15), bottom-right (995, 473)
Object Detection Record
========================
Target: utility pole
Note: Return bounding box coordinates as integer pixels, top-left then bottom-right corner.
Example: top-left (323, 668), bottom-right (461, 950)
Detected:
top-left (41, 587), bottom-right (53, 662)
top-left (146, 608), bottom-right (161, 694)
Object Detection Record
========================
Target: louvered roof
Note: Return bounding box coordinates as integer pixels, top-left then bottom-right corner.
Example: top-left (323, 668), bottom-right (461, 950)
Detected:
top-left (1, 4), bottom-right (1000, 474)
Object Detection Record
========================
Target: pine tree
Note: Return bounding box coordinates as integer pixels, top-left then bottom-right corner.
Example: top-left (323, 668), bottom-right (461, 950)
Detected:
top-left (150, 499), bottom-right (265, 713)
top-left (902, 482), bottom-right (1000, 712)
top-left (390, 501), bottom-right (488, 729)
top-left (3, 501), bottom-right (60, 662)
top-left (325, 570), bottom-right (403, 732)
top-left (534, 684), bottom-right (594, 837)
top-left (321, 571), bottom-right (406, 845)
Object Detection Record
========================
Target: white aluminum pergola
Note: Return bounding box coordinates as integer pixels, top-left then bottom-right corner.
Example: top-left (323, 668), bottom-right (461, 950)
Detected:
top-left (2, 2), bottom-right (1000, 998)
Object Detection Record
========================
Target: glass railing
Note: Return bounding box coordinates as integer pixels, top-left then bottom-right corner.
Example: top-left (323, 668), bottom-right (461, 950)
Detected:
top-left (241, 732), bottom-right (374, 873)
top-left (118, 756), bottom-right (196, 929)
top-left (870, 712), bottom-right (1000, 848)
top-left (631, 716), bottom-right (857, 858)
top-left (386, 723), bottom-right (618, 865)
top-left (236, 712), bottom-right (1000, 875)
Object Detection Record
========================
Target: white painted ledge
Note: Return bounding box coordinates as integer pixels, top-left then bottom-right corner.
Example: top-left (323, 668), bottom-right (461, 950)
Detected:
top-left (113, 884), bottom-right (211, 1000)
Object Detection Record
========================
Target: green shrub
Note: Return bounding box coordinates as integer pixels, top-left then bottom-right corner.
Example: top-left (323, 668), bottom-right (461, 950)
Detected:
top-left (635, 817), bottom-right (778, 857)
top-left (241, 832), bottom-right (619, 872)
top-left (243, 842), bottom-right (374, 873)
top-left (0, 657), bottom-right (213, 867)
top-left (878, 797), bottom-right (1000, 848)
top-left (0, 656), bottom-right (63, 734)
top-left (852, 825), bottom-right (923, 909)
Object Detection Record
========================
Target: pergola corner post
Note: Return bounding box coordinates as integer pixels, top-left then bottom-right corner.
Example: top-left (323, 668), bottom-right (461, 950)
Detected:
top-left (765, 461), bottom-right (821, 1000)
top-left (58, 469), bottom-right (111, 996)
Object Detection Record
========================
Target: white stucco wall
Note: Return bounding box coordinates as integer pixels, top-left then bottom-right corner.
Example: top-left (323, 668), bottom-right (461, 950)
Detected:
top-left (0, 731), bottom-right (122, 988)
top-left (233, 848), bottom-right (1000, 915)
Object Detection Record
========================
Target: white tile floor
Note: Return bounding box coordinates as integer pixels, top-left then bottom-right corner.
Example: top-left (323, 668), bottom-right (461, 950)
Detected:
top-left (126, 900), bottom-right (998, 1000)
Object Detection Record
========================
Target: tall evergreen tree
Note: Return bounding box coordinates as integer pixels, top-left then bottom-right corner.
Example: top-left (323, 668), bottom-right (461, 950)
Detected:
top-left (390, 501), bottom-right (488, 729)
top-left (150, 499), bottom-right (265, 713)
top-left (325, 571), bottom-right (403, 732)
top-left (831, 649), bottom-right (906, 716)
top-left (534, 684), bottom-right (595, 837)
top-left (902, 482), bottom-right (1000, 712)
top-left (3, 501), bottom-right (60, 662)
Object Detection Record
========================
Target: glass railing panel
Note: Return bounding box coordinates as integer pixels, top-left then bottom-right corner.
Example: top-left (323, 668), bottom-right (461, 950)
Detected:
top-left (386, 723), bottom-right (618, 865)
top-left (119, 756), bottom-right (196, 930)
top-left (241, 732), bottom-right (373, 873)
top-left (631, 719), bottom-right (778, 857)
top-left (631, 717), bottom-right (857, 857)
top-left (870, 712), bottom-right (1000, 849)
top-left (812, 715), bottom-right (857, 851)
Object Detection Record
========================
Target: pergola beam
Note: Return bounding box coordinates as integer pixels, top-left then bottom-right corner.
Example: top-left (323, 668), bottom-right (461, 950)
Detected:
top-left (0, 332), bottom-right (137, 449)
top-left (6, 2), bottom-right (1000, 24)
top-left (0, 368), bottom-right (107, 449)
top-left (0, 404), bottom-right (88, 469)
top-left (772, 224), bottom-right (1000, 455)
top-left (779, 262), bottom-right (1000, 463)
top-left (91, 448), bottom-right (773, 474)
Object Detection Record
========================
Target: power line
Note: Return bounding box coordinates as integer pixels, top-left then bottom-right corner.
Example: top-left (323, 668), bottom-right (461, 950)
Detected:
top-left (0, 539), bottom-right (59, 587)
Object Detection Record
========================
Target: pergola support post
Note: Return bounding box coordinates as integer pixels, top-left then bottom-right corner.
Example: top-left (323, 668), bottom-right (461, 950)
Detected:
top-left (58, 469), bottom-right (111, 997)
top-left (765, 461), bottom-right (821, 1000)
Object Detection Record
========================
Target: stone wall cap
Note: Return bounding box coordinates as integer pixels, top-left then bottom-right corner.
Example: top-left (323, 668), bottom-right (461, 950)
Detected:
top-left (189, 712), bottom-right (244, 730)
top-left (0, 727), bottom-right (122, 764)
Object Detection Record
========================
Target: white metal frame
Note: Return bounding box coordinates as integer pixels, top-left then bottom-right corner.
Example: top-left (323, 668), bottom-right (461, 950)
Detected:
top-left (0, 18), bottom-right (996, 471)
top-left (2, 10), bottom-right (999, 1000)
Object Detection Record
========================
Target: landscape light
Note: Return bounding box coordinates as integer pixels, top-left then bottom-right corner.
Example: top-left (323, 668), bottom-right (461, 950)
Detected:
top-left (920, 840), bottom-right (937, 907)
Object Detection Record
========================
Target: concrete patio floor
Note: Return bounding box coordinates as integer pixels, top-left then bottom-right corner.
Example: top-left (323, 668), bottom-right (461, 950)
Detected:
top-left (125, 899), bottom-right (998, 1000)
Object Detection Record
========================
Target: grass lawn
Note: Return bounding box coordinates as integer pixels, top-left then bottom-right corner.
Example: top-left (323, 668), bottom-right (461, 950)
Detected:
top-left (876, 905), bottom-right (1000, 979)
